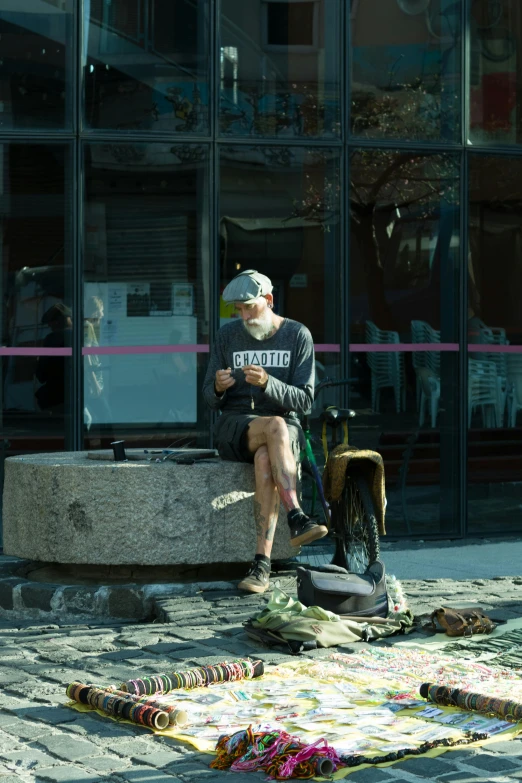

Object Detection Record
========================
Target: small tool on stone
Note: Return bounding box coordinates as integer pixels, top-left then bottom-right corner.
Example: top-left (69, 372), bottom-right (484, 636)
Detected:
top-left (111, 441), bottom-right (127, 461)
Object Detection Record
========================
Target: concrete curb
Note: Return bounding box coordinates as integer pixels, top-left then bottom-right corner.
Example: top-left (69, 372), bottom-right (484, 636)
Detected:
top-left (0, 555), bottom-right (251, 621)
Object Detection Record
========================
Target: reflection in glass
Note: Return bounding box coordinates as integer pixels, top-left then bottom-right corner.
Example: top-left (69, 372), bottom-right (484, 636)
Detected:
top-left (469, 0), bottom-right (520, 144)
top-left (220, 145), bottom-right (341, 374)
top-left (84, 0), bottom-right (209, 133)
top-left (0, 0), bottom-right (73, 129)
top-left (350, 0), bottom-right (461, 142)
top-left (1, 144), bottom-right (71, 454)
top-left (219, 0), bottom-right (341, 138)
top-left (35, 303), bottom-right (73, 414)
top-left (349, 149), bottom-right (461, 535)
top-left (83, 142), bottom-right (210, 445)
top-left (468, 155), bottom-right (522, 532)
top-left (84, 295), bottom-right (110, 430)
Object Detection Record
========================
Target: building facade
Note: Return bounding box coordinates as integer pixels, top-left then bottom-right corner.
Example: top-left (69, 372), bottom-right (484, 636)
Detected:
top-left (1, 0), bottom-right (521, 539)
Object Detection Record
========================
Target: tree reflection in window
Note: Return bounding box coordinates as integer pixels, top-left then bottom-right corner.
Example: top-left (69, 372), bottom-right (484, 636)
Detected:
top-left (350, 150), bottom-right (460, 332)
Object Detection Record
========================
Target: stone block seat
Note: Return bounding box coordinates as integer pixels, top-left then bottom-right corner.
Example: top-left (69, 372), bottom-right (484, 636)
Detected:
top-left (2, 451), bottom-right (294, 566)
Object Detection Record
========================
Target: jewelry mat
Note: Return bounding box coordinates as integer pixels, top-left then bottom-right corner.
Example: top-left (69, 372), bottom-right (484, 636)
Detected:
top-left (67, 647), bottom-right (522, 779)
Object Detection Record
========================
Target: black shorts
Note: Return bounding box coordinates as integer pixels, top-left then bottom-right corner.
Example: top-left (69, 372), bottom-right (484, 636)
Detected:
top-left (214, 413), bottom-right (304, 464)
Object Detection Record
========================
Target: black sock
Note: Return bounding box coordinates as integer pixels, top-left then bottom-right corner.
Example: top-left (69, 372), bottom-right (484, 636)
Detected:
top-left (254, 554), bottom-right (271, 571)
top-left (287, 508), bottom-right (308, 525)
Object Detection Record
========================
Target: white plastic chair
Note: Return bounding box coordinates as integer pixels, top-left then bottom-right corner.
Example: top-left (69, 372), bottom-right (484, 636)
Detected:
top-left (418, 371), bottom-right (441, 429)
top-left (411, 320), bottom-right (431, 411)
top-left (506, 355), bottom-right (522, 428)
top-left (478, 326), bottom-right (509, 425)
top-left (479, 326), bottom-right (508, 345)
top-left (412, 321), bottom-right (441, 426)
top-left (365, 321), bottom-right (405, 413)
top-left (468, 359), bottom-right (502, 429)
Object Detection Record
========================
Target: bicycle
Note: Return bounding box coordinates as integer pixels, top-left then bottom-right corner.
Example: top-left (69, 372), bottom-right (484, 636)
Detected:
top-left (426, 0), bottom-right (516, 64)
top-left (299, 378), bottom-right (381, 575)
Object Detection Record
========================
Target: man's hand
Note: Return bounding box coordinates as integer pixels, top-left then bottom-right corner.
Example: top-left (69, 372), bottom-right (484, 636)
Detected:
top-left (243, 364), bottom-right (268, 389)
top-left (215, 368), bottom-right (236, 395)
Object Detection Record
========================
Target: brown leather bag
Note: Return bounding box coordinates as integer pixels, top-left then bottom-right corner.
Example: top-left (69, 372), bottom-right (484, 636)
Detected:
top-left (428, 607), bottom-right (495, 637)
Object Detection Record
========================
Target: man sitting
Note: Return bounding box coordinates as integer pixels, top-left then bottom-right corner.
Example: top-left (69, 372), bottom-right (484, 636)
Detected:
top-left (202, 269), bottom-right (327, 593)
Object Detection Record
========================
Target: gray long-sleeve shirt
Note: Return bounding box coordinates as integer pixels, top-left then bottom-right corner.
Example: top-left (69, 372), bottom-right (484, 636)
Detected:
top-left (202, 318), bottom-right (315, 418)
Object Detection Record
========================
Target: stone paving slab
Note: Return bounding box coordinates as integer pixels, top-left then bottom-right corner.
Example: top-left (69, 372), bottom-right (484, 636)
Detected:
top-left (0, 575), bottom-right (522, 782)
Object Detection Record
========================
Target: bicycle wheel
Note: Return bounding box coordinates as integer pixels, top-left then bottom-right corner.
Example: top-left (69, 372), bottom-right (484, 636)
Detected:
top-left (425, 1), bottom-right (460, 41)
top-left (480, 29), bottom-right (516, 63)
top-left (331, 470), bottom-right (380, 573)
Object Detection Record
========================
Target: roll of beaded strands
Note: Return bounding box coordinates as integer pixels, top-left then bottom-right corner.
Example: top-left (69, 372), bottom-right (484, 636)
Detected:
top-left (66, 682), bottom-right (170, 730)
top-left (420, 683), bottom-right (522, 721)
top-left (120, 658), bottom-right (264, 697)
top-left (108, 689), bottom-right (189, 727)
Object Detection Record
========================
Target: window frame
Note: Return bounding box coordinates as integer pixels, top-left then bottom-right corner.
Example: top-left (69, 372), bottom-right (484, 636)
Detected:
top-left (261, 0), bottom-right (319, 54)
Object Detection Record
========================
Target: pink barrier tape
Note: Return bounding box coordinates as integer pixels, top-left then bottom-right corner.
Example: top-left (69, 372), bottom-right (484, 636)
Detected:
top-left (82, 345), bottom-right (210, 355)
top-left (467, 344), bottom-right (522, 353)
top-left (0, 347), bottom-right (72, 356)
top-left (349, 343), bottom-right (459, 352)
top-left (314, 344), bottom-right (341, 352)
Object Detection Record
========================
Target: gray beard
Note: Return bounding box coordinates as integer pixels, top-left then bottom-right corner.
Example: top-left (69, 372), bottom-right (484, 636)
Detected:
top-left (243, 317), bottom-right (274, 341)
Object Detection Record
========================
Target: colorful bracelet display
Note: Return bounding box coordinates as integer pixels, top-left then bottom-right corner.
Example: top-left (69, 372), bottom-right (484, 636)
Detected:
top-left (119, 658), bottom-right (264, 696)
top-left (66, 682), bottom-right (172, 730)
top-left (420, 682), bottom-right (522, 722)
top-left (106, 688), bottom-right (189, 727)
top-left (211, 726), bottom-right (342, 779)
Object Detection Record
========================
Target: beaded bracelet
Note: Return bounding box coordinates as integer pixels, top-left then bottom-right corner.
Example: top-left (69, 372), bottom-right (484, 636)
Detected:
top-left (119, 659), bottom-right (264, 696)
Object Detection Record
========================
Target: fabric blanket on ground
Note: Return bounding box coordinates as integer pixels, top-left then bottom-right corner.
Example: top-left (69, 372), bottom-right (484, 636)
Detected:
top-left (322, 445), bottom-right (386, 535)
top-left (67, 643), bottom-right (522, 778)
top-left (246, 586), bottom-right (413, 647)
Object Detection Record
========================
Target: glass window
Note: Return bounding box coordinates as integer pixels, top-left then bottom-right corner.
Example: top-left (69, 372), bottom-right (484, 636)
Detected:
top-left (0, 0), bottom-right (73, 129)
top-left (1, 144), bottom-right (72, 535)
top-left (468, 154), bottom-right (522, 533)
top-left (219, 0), bottom-right (341, 138)
top-left (84, 0), bottom-right (210, 133)
top-left (83, 142), bottom-right (210, 448)
top-left (469, 0), bottom-right (520, 144)
top-left (350, 0), bottom-right (461, 142)
top-left (219, 144), bottom-right (341, 407)
top-left (349, 149), bottom-right (461, 536)
top-left (266, 2), bottom-right (315, 47)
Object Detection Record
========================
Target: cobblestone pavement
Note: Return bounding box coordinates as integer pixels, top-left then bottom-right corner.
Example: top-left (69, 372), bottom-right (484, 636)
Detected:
top-left (1, 575), bottom-right (522, 783)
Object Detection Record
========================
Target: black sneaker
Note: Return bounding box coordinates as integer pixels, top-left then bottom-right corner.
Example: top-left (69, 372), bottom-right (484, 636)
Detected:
top-left (288, 511), bottom-right (328, 548)
top-left (238, 561), bottom-right (271, 594)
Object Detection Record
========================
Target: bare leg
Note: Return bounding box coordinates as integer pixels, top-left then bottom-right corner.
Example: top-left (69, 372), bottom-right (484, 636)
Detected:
top-left (253, 446), bottom-right (281, 558)
top-left (246, 417), bottom-right (300, 512)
